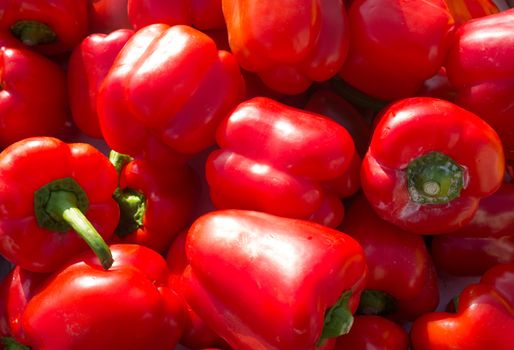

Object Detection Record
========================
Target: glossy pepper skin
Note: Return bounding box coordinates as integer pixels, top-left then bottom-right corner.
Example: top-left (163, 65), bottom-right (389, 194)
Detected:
top-left (182, 209), bottom-right (368, 350)
top-left (333, 315), bottom-right (409, 350)
top-left (87, 0), bottom-right (131, 34)
top-left (109, 152), bottom-right (199, 254)
top-left (0, 137), bottom-right (119, 272)
top-left (222, 0), bottom-right (349, 95)
top-left (68, 29), bottom-right (134, 138)
top-left (166, 231), bottom-right (228, 350)
top-left (361, 97), bottom-right (505, 234)
top-left (341, 195), bottom-right (439, 321)
top-left (128, 0), bottom-right (225, 30)
top-left (410, 263), bottom-right (514, 350)
top-left (0, 244), bottom-right (186, 350)
top-left (339, 0), bottom-right (454, 101)
top-left (0, 0), bottom-right (88, 55)
top-left (206, 97), bottom-right (359, 228)
top-left (0, 42), bottom-right (69, 149)
top-left (97, 24), bottom-right (244, 166)
top-left (431, 182), bottom-right (514, 275)
top-left (445, 9), bottom-right (514, 161)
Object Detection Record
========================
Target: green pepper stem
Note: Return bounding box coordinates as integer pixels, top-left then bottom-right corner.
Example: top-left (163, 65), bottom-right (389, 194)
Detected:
top-left (357, 289), bottom-right (398, 316)
top-left (109, 150), bottom-right (133, 177)
top-left (45, 191), bottom-right (113, 270)
top-left (317, 290), bottom-right (354, 347)
top-left (331, 77), bottom-right (389, 113)
top-left (112, 188), bottom-right (146, 238)
top-left (2, 337), bottom-right (31, 350)
top-left (10, 20), bottom-right (57, 46)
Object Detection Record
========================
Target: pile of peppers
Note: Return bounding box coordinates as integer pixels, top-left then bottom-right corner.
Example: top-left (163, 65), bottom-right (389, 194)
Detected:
top-left (0, 0), bottom-right (514, 349)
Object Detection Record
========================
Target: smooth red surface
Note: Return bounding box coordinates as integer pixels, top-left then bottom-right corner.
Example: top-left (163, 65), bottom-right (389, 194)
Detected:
top-left (183, 209), bottom-right (367, 350)
top-left (97, 24), bottom-right (244, 165)
top-left (0, 137), bottom-right (119, 272)
top-left (361, 97), bottom-right (505, 234)
top-left (68, 29), bottom-right (134, 138)
top-left (223, 0), bottom-right (349, 94)
top-left (87, 0), bottom-right (131, 33)
top-left (206, 97), bottom-right (358, 228)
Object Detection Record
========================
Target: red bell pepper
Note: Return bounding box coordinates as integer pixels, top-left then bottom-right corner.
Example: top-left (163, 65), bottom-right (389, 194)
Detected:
top-left (87, 0), bottom-right (131, 34)
top-left (0, 137), bottom-right (119, 272)
top-left (431, 182), bottom-right (514, 275)
top-left (445, 0), bottom-right (500, 25)
top-left (68, 29), bottom-right (134, 138)
top-left (410, 263), bottom-right (514, 350)
top-left (182, 209), bottom-right (368, 350)
top-left (222, 0), bottom-right (350, 95)
top-left (333, 315), bottom-right (409, 350)
top-left (167, 231), bottom-right (229, 349)
top-left (108, 151), bottom-right (199, 254)
top-left (0, 244), bottom-right (186, 350)
top-left (341, 195), bottom-right (439, 321)
top-left (445, 9), bottom-right (514, 161)
top-left (0, 0), bottom-right (88, 55)
top-left (361, 97), bottom-right (505, 234)
top-left (0, 42), bottom-right (69, 149)
top-left (206, 97), bottom-right (359, 228)
top-left (128, 0), bottom-right (225, 30)
top-left (339, 0), bottom-right (455, 101)
top-left (97, 23), bottom-right (245, 166)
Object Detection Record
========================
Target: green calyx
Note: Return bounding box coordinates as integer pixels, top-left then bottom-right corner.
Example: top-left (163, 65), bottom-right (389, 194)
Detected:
top-left (34, 177), bottom-right (113, 270)
top-left (357, 289), bottom-right (398, 316)
top-left (109, 150), bottom-right (133, 177)
top-left (2, 337), bottom-right (31, 350)
top-left (112, 188), bottom-right (146, 238)
top-left (10, 20), bottom-right (57, 46)
top-left (317, 290), bottom-right (354, 348)
top-left (407, 151), bottom-right (465, 205)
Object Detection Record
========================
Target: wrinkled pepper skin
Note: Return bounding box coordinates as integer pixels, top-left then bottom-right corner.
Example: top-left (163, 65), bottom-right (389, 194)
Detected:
top-left (0, 43), bottom-right (69, 149)
top-left (445, 9), bottom-right (514, 161)
top-left (0, 0), bottom-right (88, 55)
top-left (87, 0), bottom-right (131, 34)
top-left (128, 0), bottom-right (225, 30)
top-left (431, 183), bottom-right (514, 275)
top-left (68, 29), bottom-right (134, 138)
top-left (361, 97), bottom-right (505, 234)
top-left (111, 156), bottom-right (199, 254)
top-left (183, 209), bottom-right (368, 350)
top-left (0, 137), bottom-right (119, 272)
top-left (339, 0), bottom-right (454, 101)
top-left (341, 195), bottom-right (439, 321)
top-left (0, 244), bottom-right (186, 350)
top-left (166, 232), bottom-right (229, 350)
top-left (206, 97), bottom-right (359, 228)
top-left (333, 315), bottom-right (409, 350)
top-left (410, 263), bottom-right (514, 350)
top-left (97, 24), bottom-right (244, 165)
top-left (222, 0), bottom-right (349, 94)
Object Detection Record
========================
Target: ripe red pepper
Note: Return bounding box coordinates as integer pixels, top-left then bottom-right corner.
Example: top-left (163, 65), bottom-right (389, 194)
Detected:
top-left (206, 97), bottom-right (359, 228)
top-left (182, 209), bottom-right (368, 350)
top-left (0, 0), bottom-right (88, 55)
top-left (68, 29), bottom-right (134, 138)
top-left (97, 23), bottom-right (244, 165)
top-left (109, 151), bottom-right (199, 253)
top-left (333, 315), bottom-right (409, 350)
top-left (431, 183), bottom-right (514, 275)
top-left (0, 137), bottom-right (119, 272)
top-left (410, 263), bottom-right (514, 350)
top-left (87, 0), bottom-right (131, 34)
top-left (341, 195), bottom-right (439, 321)
top-left (166, 231), bottom-right (228, 349)
top-left (361, 97), bottom-right (505, 234)
top-left (445, 9), bottom-right (514, 161)
top-left (0, 244), bottom-right (186, 349)
top-left (128, 0), bottom-right (225, 30)
top-left (0, 42), bottom-right (69, 148)
top-left (339, 0), bottom-right (454, 101)
top-left (222, 0), bottom-right (350, 94)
